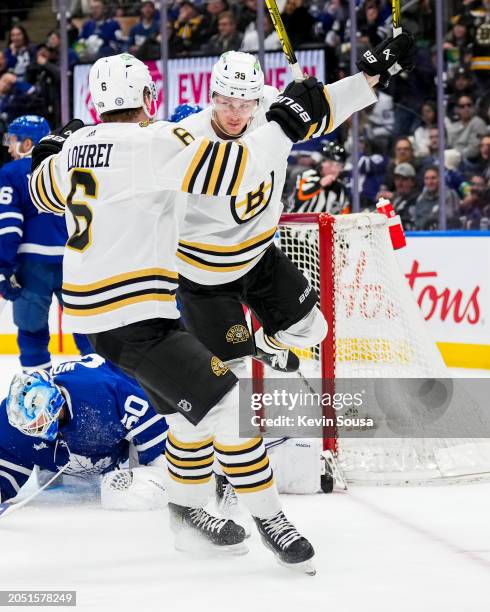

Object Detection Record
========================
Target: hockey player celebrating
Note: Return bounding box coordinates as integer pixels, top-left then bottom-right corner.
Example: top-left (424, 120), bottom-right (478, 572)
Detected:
top-left (176, 41), bottom-right (413, 376)
top-left (27, 40), bottom-right (412, 573)
top-left (0, 115), bottom-right (92, 371)
top-left (0, 353), bottom-right (168, 510)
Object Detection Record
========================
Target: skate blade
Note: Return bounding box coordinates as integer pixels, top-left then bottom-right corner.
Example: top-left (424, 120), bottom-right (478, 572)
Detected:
top-left (277, 558), bottom-right (316, 576)
top-left (174, 530), bottom-right (249, 556)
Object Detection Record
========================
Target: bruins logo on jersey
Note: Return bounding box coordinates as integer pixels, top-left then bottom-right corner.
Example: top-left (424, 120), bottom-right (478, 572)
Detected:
top-left (211, 356), bottom-right (229, 376)
top-left (230, 171), bottom-right (274, 225)
top-left (226, 324), bottom-right (250, 344)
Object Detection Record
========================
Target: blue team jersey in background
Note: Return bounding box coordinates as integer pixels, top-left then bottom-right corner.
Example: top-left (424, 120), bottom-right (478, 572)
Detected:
top-left (0, 355), bottom-right (168, 503)
top-left (0, 157), bottom-right (67, 268)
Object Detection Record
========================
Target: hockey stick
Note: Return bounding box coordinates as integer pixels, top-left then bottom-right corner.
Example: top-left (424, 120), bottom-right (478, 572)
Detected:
top-left (0, 463), bottom-right (69, 519)
top-left (264, 0), bottom-right (304, 82)
top-left (392, 0), bottom-right (402, 36)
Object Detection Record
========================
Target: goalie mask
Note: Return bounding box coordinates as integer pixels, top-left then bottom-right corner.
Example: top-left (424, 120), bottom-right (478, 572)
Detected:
top-left (6, 371), bottom-right (65, 441)
top-left (89, 53), bottom-right (158, 119)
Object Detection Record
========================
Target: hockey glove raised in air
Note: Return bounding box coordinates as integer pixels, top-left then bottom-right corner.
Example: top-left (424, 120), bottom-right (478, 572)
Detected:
top-left (0, 269), bottom-right (22, 301)
top-left (357, 32), bottom-right (415, 86)
top-left (266, 76), bottom-right (329, 143)
top-left (31, 119), bottom-right (85, 172)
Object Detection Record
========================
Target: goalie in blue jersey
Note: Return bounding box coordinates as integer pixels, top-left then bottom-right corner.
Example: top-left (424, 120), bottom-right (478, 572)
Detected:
top-left (0, 353), bottom-right (168, 510)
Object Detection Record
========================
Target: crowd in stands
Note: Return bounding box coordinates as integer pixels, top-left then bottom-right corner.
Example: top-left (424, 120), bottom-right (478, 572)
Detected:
top-left (2, 0), bottom-right (490, 228)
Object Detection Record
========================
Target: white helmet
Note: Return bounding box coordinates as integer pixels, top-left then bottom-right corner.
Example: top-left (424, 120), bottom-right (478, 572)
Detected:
top-left (210, 51), bottom-right (264, 101)
top-left (89, 53), bottom-right (157, 118)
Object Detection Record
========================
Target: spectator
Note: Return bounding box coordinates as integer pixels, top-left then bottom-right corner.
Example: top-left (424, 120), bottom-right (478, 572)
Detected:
top-left (173, 0), bottom-right (204, 54)
top-left (76, 0), bottom-right (123, 62)
top-left (233, 0), bottom-right (257, 34)
top-left (0, 51), bottom-right (8, 79)
top-left (414, 166), bottom-right (460, 230)
top-left (240, 13), bottom-right (281, 52)
top-left (357, 0), bottom-right (388, 49)
top-left (363, 90), bottom-right (395, 155)
top-left (314, 0), bottom-right (348, 48)
top-left (469, 0), bottom-right (490, 91)
top-left (378, 162), bottom-right (419, 229)
top-left (281, 0), bottom-right (315, 48)
top-left (4, 25), bottom-right (35, 80)
top-left (200, 0), bottom-right (229, 41)
top-left (447, 94), bottom-right (487, 160)
top-left (443, 14), bottom-right (472, 77)
top-left (413, 101), bottom-right (437, 158)
top-left (384, 137), bottom-right (420, 191)
top-left (126, 1), bottom-right (160, 55)
top-left (447, 66), bottom-right (474, 119)
top-left (460, 134), bottom-right (490, 177)
top-left (460, 174), bottom-right (488, 229)
top-left (45, 30), bottom-right (79, 68)
top-left (202, 11), bottom-right (242, 54)
top-left (0, 73), bottom-right (38, 124)
top-left (24, 45), bottom-right (61, 127)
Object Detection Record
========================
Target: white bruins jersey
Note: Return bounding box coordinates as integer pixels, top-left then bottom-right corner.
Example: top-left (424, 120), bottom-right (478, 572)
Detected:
top-left (29, 119), bottom-right (292, 333)
top-left (176, 72), bottom-right (378, 286)
top-left (176, 86), bottom-right (283, 285)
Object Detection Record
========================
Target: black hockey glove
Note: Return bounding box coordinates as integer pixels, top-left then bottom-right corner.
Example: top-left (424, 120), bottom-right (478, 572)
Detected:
top-left (31, 119), bottom-right (84, 172)
top-left (0, 269), bottom-right (22, 301)
top-left (356, 32), bottom-right (415, 85)
top-left (266, 76), bottom-right (329, 143)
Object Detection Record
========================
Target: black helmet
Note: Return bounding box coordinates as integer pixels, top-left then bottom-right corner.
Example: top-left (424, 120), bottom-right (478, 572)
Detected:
top-left (320, 141), bottom-right (346, 163)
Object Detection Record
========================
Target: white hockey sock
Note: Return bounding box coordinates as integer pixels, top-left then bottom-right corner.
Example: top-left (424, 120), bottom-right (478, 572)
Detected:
top-left (214, 437), bottom-right (281, 519)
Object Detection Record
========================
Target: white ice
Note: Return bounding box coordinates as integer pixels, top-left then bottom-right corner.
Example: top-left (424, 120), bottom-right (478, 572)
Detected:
top-left (0, 355), bottom-right (489, 612)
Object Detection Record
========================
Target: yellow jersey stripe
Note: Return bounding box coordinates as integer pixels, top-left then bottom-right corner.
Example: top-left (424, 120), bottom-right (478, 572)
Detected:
top-left (305, 122), bottom-right (319, 140)
top-left (63, 293), bottom-right (175, 316)
top-left (182, 139), bottom-right (211, 192)
top-left (167, 471), bottom-right (212, 485)
top-left (323, 86), bottom-right (334, 134)
top-left (62, 267), bottom-right (178, 292)
top-left (178, 226), bottom-right (277, 254)
top-left (165, 452), bottom-right (215, 469)
top-left (230, 144), bottom-right (248, 196)
top-left (206, 143), bottom-right (227, 195)
top-left (176, 251), bottom-right (260, 272)
top-left (36, 167), bottom-right (64, 213)
top-left (48, 157), bottom-right (66, 206)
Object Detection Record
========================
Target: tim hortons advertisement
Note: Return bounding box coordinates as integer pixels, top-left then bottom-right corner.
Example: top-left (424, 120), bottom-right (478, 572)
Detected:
top-left (73, 50), bottom-right (325, 123)
top-left (397, 234), bottom-right (490, 369)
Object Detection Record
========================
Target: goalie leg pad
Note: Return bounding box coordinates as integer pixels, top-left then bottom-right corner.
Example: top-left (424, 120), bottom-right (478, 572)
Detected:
top-left (266, 438), bottom-right (323, 494)
top-left (101, 466), bottom-right (167, 511)
top-left (275, 307), bottom-right (327, 349)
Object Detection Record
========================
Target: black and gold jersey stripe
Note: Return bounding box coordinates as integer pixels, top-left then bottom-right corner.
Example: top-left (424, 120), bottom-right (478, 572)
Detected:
top-left (181, 139), bottom-right (249, 197)
top-left (29, 158), bottom-right (66, 214)
top-left (178, 226), bottom-right (277, 257)
top-left (62, 267), bottom-right (178, 317)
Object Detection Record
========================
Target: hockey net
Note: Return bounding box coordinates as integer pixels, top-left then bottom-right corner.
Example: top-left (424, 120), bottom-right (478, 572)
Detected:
top-left (261, 212), bottom-right (490, 485)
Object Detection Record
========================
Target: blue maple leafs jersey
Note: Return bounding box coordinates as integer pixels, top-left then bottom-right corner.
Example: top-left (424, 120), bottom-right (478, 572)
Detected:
top-left (0, 354), bottom-right (168, 502)
top-left (0, 157), bottom-right (67, 269)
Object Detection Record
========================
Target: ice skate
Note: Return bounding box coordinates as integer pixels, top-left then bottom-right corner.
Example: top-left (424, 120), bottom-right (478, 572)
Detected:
top-left (215, 474), bottom-right (252, 537)
top-left (254, 511), bottom-right (316, 575)
top-left (169, 502), bottom-right (248, 555)
top-left (254, 327), bottom-right (299, 373)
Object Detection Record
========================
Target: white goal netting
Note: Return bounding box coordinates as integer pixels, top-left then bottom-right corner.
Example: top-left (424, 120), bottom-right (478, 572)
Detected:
top-left (277, 213), bottom-right (490, 485)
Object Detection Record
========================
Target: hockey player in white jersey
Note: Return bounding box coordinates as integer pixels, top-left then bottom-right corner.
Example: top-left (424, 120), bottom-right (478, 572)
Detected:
top-left (176, 42), bottom-right (415, 376)
top-left (28, 53), bottom-right (335, 572)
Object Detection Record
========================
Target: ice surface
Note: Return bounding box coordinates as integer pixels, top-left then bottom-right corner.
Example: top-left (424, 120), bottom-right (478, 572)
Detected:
top-left (1, 356), bottom-right (490, 612)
